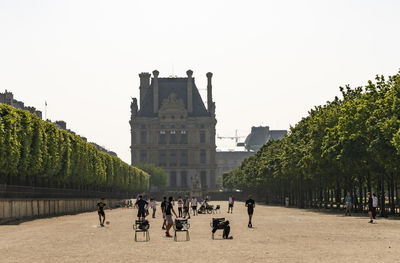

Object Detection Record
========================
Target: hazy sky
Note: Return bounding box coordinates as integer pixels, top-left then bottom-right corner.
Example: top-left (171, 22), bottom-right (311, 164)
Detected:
top-left (1, 0), bottom-right (400, 163)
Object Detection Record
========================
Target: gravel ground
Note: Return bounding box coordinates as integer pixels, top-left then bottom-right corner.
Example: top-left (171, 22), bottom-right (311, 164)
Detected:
top-left (1, 201), bottom-right (399, 263)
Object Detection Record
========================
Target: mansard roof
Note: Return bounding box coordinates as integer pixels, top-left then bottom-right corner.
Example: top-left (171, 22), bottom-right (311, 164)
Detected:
top-left (137, 77), bottom-right (210, 117)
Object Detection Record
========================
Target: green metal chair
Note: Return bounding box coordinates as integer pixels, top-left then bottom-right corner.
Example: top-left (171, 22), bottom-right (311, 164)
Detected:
top-left (133, 220), bottom-right (150, 242)
top-left (173, 219), bottom-right (190, 242)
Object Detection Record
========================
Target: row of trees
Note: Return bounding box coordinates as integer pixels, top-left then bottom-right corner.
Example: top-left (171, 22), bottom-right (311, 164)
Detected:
top-left (0, 104), bottom-right (149, 193)
top-left (224, 71), bottom-right (400, 215)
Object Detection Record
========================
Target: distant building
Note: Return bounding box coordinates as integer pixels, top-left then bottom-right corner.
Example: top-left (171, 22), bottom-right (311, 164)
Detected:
top-left (244, 126), bottom-right (287, 152)
top-left (216, 151), bottom-right (254, 187)
top-left (130, 70), bottom-right (217, 190)
top-left (0, 90), bottom-right (42, 119)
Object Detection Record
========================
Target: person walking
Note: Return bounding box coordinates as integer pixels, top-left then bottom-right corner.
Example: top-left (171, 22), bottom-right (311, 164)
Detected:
top-left (177, 196), bottom-right (183, 218)
top-left (245, 195), bottom-right (255, 228)
top-left (183, 195), bottom-right (191, 219)
top-left (150, 198), bottom-right (157, 218)
top-left (228, 195), bottom-right (234, 213)
top-left (161, 196), bottom-right (167, 230)
top-left (367, 192), bottom-right (374, 223)
top-left (345, 192), bottom-right (352, 216)
top-left (135, 195), bottom-right (148, 220)
top-left (191, 197), bottom-right (198, 216)
top-left (165, 196), bottom-right (178, 238)
top-left (372, 193), bottom-right (378, 220)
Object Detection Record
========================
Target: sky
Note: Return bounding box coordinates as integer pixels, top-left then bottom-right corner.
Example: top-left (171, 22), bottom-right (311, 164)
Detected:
top-left (1, 0), bottom-right (400, 163)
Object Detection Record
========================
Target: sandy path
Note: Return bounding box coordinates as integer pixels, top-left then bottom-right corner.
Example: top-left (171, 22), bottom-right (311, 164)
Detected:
top-left (1, 201), bottom-right (399, 263)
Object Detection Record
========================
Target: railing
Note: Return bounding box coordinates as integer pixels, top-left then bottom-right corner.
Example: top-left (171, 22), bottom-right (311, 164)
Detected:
top-left (0, 184), bottom-right (133, 199)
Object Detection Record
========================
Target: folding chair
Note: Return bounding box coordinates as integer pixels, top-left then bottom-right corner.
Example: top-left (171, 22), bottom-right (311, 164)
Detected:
top-left (210, 218), bottom-right (225, 239)
top-left (133, 220), bottom-right (150, 242)
top-left (174, 219), bottom-right (190, 241)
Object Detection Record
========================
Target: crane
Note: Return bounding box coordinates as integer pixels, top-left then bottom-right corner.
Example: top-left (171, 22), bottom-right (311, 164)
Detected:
top-left (217, 130), bottom-right (246, 145)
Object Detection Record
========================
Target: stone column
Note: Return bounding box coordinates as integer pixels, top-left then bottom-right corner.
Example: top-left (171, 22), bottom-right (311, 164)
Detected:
top-left (187, 70), bottom-right (193, 113)
top-left (206, 72), bottom-right (213, 111)
top-left (153, 70), bottom-right (159, 114)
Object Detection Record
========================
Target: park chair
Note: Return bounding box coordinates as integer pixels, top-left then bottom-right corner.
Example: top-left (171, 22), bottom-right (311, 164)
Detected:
top-left (133, 220), bottom-right (150, 242)
top-left (173, 219), bottom-right (190, 241)
top-left (214, 205), bottom-right (221, 213)
top-left (210, 218), bottom-right (225, 239)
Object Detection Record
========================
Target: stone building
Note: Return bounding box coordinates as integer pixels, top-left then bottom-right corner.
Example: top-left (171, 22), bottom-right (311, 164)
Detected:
top-left (0, 90), bottom-right (42, 119)
top-left (130, 70), bottom-right (217, 190)
top-left (244, 126), bottom-right (287, 152)
top-left (216, 151), bottom-right (254, 188)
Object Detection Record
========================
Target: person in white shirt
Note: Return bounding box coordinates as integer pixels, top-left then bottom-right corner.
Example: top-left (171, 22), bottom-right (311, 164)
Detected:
top-left (372, 193), bottom-right (378, 220)
top-left (150, 198), bottom-right (157, 218)
top-left (177, 196), bottom-right (183, 218)
top-left (228, 195), bottom-right (234, 213)
top-left (191, 197), bottom-right (198, 216)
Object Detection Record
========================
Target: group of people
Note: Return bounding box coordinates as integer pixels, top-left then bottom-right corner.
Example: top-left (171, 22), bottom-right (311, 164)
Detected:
top-left (345, 191), bottom-right (379, 223)
top-left (95, 195), bottom-right (257, 234)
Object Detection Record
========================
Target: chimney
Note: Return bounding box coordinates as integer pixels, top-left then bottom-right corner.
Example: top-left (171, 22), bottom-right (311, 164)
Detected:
top-left (187, 70), bottom-right (193, 113)
top-left (139, 72), bottom-right (151, 108)
top-left (206, 72), bottom-right (213, 111)
top-left (153, 70), bottom-right (159, 113)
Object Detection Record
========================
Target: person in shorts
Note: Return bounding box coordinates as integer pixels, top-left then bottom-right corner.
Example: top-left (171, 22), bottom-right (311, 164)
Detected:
top-left (245, 195), bottom-right (255, 228)
top-left (150, 198), bottom-right (157, 218)
top-left (96, 198), bottom-right (107, 227)
top-left (345, 192), bottom-right (351, 216)
top-left (135, 195), bottom-right (148, 220)
top-left (161, 196), bottom-right (167, 230)
top-left (228, 195), bottom-right (234, 213)
top-left (183, 195), bottom-right (190, 219)
top-left (191, 197), bottom-right (198, 216)
top-left (165, 196), bottom-right (178, 237)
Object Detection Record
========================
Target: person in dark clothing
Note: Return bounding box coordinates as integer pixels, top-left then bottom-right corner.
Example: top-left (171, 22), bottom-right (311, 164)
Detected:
top-left (367, 192), bottom-right (373, 223)
top-left (245, 195), bottom-right (255, 228)
top-left (135, 195), bottom-right (148, 220)
top-left (96, 198), bottom-right (107, 227)
top-left (165, 196), bottom-right (178, 237)
top-left (161, 196), bottom-right (167, 230)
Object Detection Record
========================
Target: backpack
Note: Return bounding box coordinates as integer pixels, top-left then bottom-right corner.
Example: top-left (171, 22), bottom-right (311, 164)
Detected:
top-left (139, 220), bottom-right (149, 230)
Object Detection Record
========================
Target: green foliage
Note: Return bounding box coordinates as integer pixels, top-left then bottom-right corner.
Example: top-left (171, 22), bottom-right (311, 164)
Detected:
top-left (135, 163), bottom-right (167, 189)
top-left (224, 71), bottom-right (400, 210)
top-left (0, 104), bottom-right (149, 193)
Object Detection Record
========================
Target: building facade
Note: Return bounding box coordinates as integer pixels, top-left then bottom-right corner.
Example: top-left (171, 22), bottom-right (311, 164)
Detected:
top-left (0, 90), bottom-right (42, 119)
top-left (130, 70), bottom-right (217, 190)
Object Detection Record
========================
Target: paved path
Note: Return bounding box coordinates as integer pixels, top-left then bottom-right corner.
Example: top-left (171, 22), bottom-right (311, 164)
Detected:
top-left (1, 201), bottom-right (399, 263)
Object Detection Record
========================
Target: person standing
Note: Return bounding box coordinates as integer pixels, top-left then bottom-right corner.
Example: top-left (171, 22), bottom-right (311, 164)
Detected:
top-left (135, 195), bottom-right (148, 220)
top-left (245, 195), bottom-right (255, 228)
top-left (183, 195), bottom-right (191, 219)
top-left (165, 196), bottom-right (178, 237)
top-left (372, 193), bottom-right (378, 220)
top-left (367, 192), bottom-right (373, 223)
top-left (150, 198), bottom-right (157, 218)
top-left (345, 192), bottom-right (352, 216)
top-left (96, 198), bottom-right (107, 227)
top-left (191, 197), bottom-right (198, 216)
top-left (228, 195), bottom-right (234, 213)
top-left (161, 196), bottom-right (167, 230)
top-left (177, 196), bottom-right (183, 218)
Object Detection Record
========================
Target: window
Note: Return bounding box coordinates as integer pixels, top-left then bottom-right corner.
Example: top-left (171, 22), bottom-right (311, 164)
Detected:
top-left (170, 171), bottom-right (177, 187)
top-left (200, 171), bottom-right (207, 188)
top-left (180, 149), bottom-right (188, 166)
top-left (200, 150), bottom-right (206, 164)
top-left (140, 130), bottom-right (147, 144)
top-left (169, 150), bottom-right (177, 167)
top-left (181, 171), bottom-right (188, 187)
top-left (180, 130), bottom-right (188, 144)
top-left (200, 130), bottom-right (206, 144)
top-left (169, 130), bottom-right (176, 144)
top-left (139, 150), bottom-right (147, 163)
top-left (159, 150), bottom-right (167, 166)
top-left (159, 130), bottom-right (166, 145)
